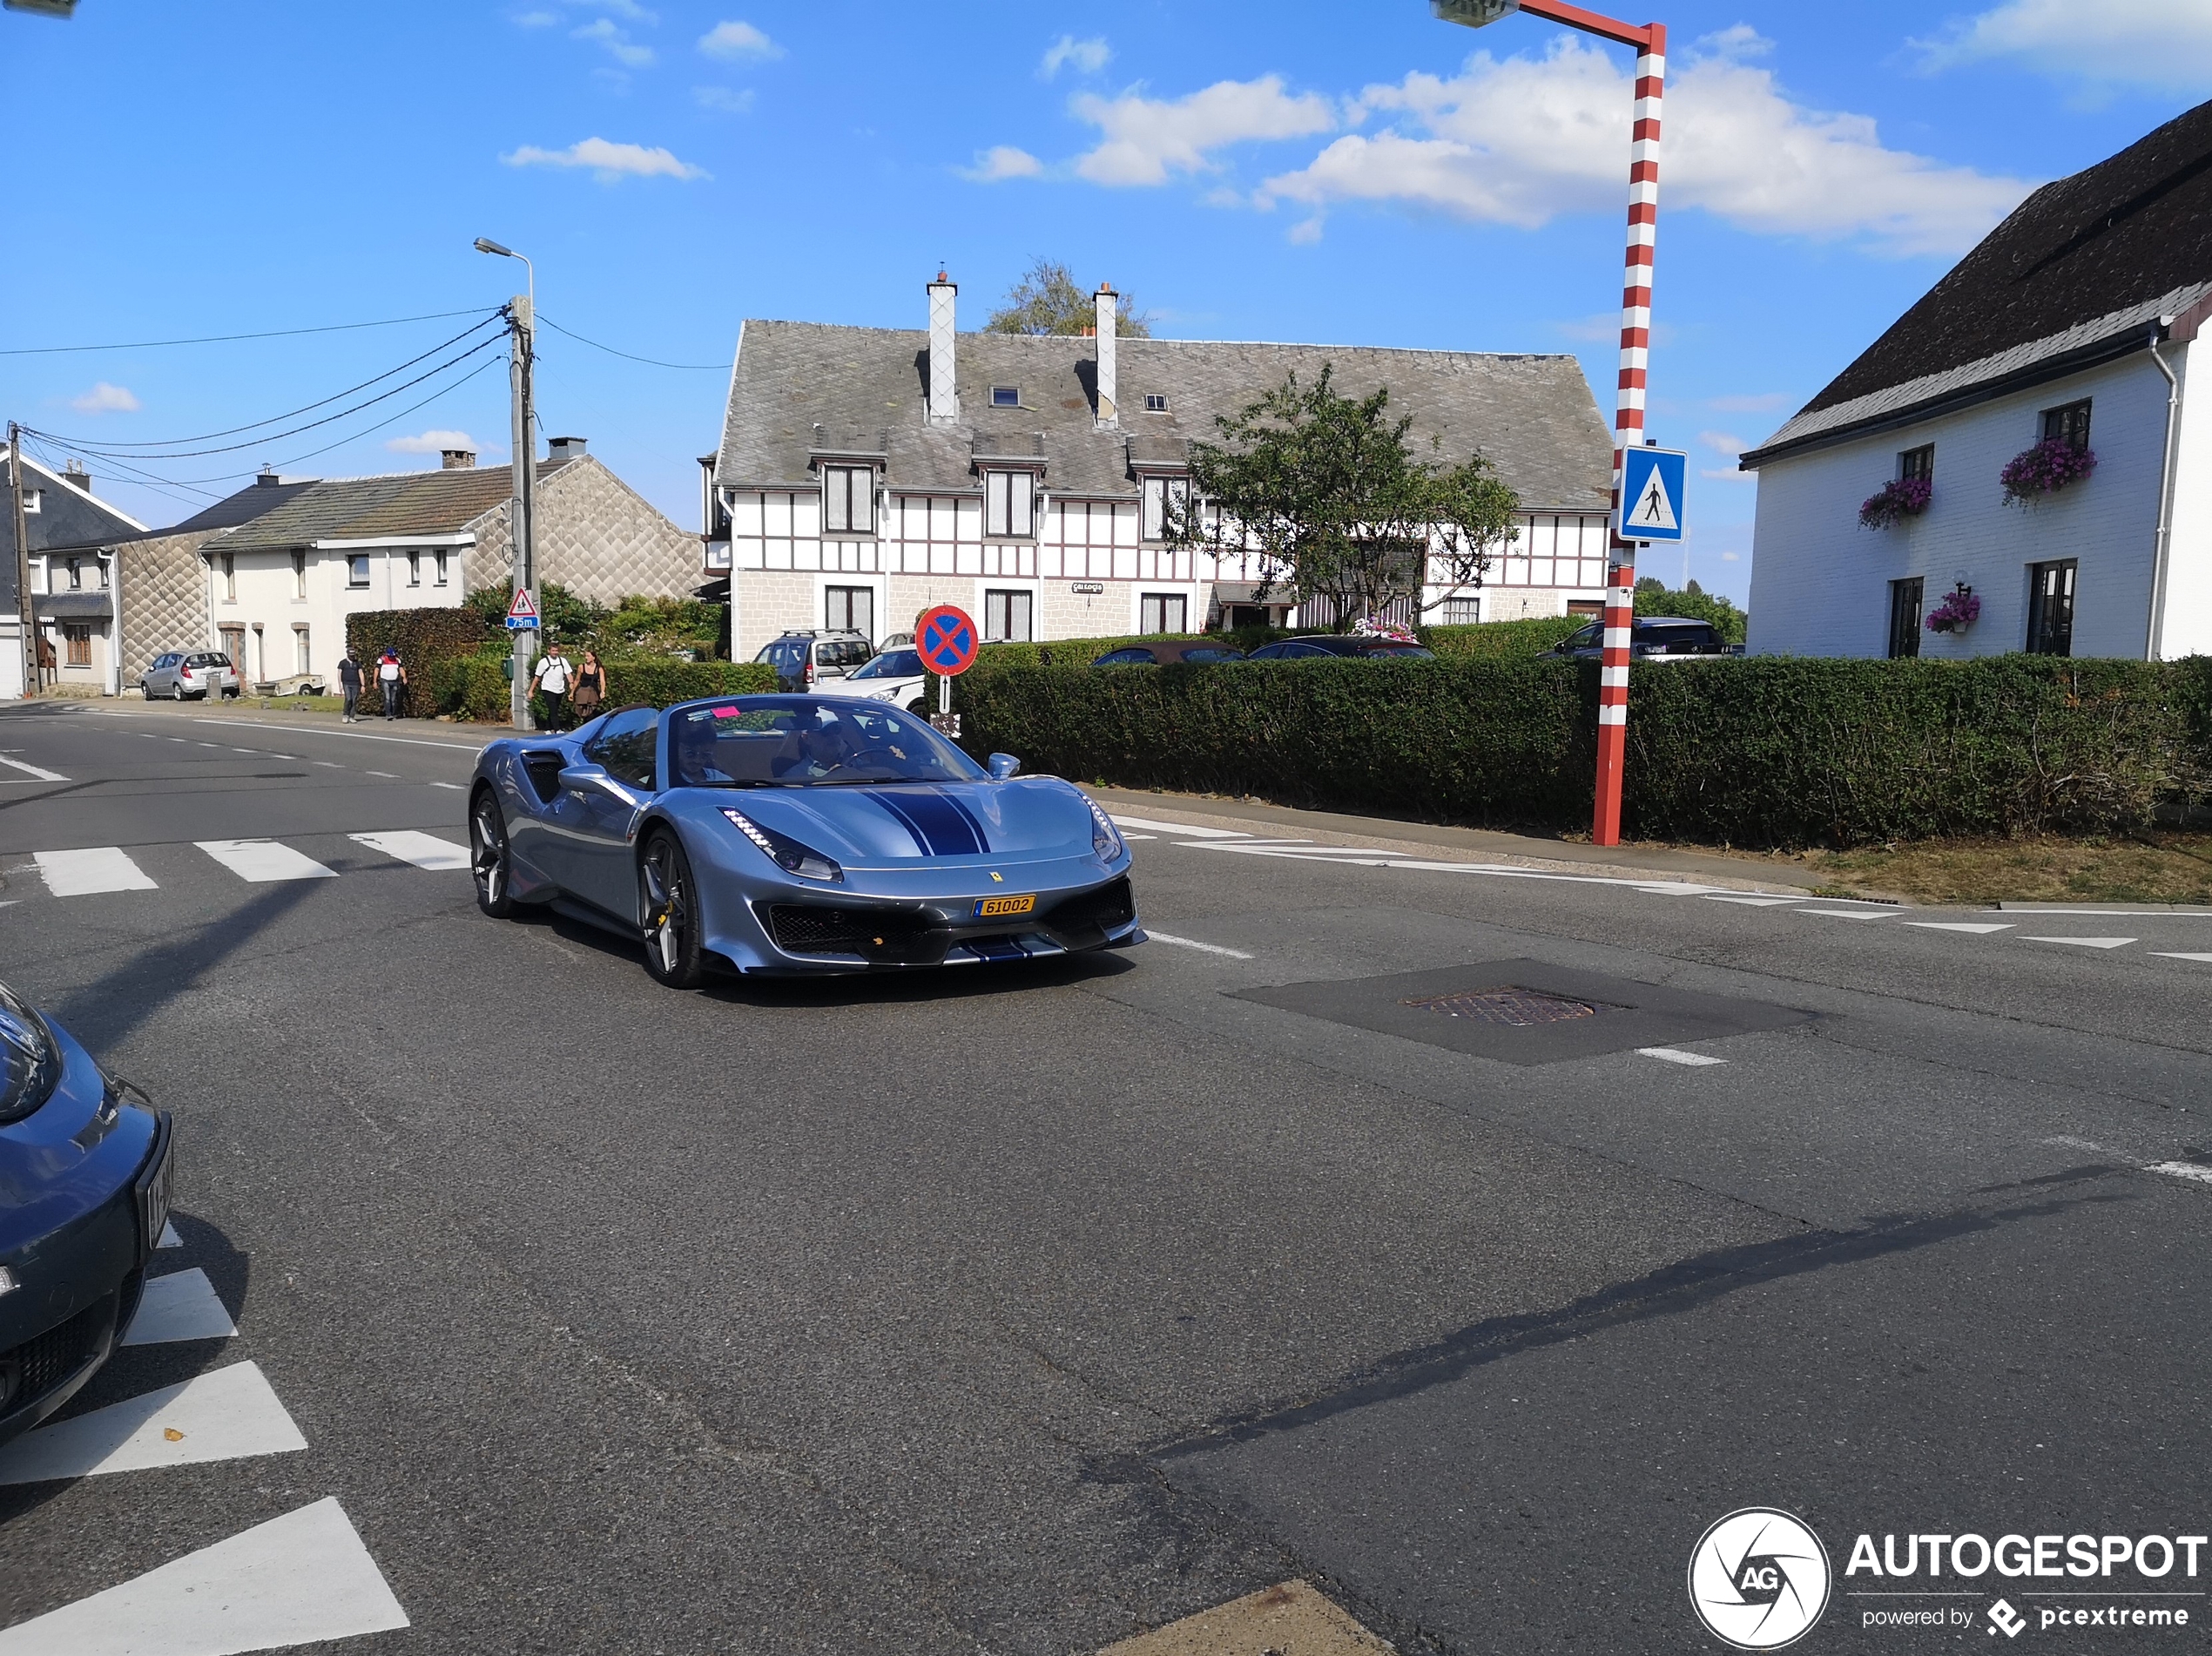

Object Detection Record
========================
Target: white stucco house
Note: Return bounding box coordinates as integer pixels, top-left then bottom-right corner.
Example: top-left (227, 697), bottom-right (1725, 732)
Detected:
top-left (707, 275), bottom-right (1619, 659)
top-left (1, 449), bottom-right (149, 700)
top-left (1742, 98), bottom-right (2212, 662)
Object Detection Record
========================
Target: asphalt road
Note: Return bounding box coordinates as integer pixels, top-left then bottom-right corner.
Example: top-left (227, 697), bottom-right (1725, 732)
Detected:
top-left (0, 699), bottom-right (2207, 1655)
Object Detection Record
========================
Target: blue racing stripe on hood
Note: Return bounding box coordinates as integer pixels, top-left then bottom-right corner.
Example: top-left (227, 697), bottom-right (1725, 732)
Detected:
top-left (865, 788), bottom-right (989, 856)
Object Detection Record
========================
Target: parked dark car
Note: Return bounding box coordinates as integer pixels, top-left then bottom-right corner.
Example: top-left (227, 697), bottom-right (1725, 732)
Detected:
top-left (1246, 636), bottom-right (1436, 660)
top-left (1551, 616), bottom-right (1731, 662)
top-left (0, 978), bottom-right (171, 1449)
top-left (754, 630), bottom-right (874, 692)
top-left (1092, 641), bottom-right (1247, 666)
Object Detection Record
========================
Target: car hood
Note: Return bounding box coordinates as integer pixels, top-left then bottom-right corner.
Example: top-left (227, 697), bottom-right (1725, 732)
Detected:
top-left (711, 777), bottom-right (1095, 865)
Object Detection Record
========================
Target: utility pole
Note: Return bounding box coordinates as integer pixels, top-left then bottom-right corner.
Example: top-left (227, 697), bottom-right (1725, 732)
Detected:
top-left (8, 422), bottom-right (35, 700)
top-left (507, 298), bottom-right (538, 730)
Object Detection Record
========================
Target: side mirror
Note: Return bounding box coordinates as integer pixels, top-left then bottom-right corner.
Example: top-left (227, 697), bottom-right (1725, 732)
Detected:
top-left (557, 762), bottom-right (606, 794)
top-left (988, 753), bottom-right (1022, 780)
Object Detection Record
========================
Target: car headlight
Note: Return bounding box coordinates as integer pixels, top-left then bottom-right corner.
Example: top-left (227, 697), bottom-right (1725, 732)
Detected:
top-left (1085, 798), bottom-right (1124, 862)
top-left (0, 981), bottom-right (60, 1127)
top-left (871, 686), bottom-right (900, 701)
top-left (721, 808), bottom-right (844, 883)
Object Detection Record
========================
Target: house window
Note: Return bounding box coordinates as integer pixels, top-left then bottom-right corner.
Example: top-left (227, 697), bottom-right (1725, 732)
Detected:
top-left (984, 470), bottom-right (1035, 538)
top-left (1140, 475), bottom-right (1190, 542)
top-left (983, 589), bottom-right (1034, 643)
top-left (347, 554), bottom-right (371, 588)
top-left (1440, 596), bottom-right (1480, 625)
top-left (64, 624), bottom-right (91, 667)
top-left (989, 386), bottom-right (1022, 409)
top-left (822, 465), bottom-right (875, 535)
top-left (2027, 560), bottom-right (2076, 656)
top-left (17, 489), bottom-right (38, 516)
top-left (221, 552), bottom-right (237, 600)
top-left (824, 585), bottom-right (874, 639)
top-left (65, 558), bottom-right (83, 591)
top-left (1887, 578), bottom-right (1924, 659)
top-left (293, 625), bottom-right (311, 674)
top-left (1143, 394), bottom-right (1170, 413)
top-left (406, 551), bottom-right (421, 588)
top-left (1899, 445), bottom-right (1933, 483)
top-left (434, 551), bottom-right (449, 587)
top-left (2042, 400), bottom-right (2092, 450)
top-left (1139, 592), bottom-right (1187, 635)
top-left (291, 550), bottom-right (307, 598)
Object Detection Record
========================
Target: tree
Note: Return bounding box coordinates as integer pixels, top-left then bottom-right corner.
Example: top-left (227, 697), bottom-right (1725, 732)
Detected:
top-left (1633, 576), bottom-right (1748, 644)
top-left (1167, 365), bottom-right (1521, 627)
top-left (984, 258), bottom-right (1153, 337)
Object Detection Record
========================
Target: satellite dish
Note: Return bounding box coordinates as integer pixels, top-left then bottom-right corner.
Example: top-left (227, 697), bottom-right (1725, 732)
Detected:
top-left (1432, 0), bottom-right (1521, 26)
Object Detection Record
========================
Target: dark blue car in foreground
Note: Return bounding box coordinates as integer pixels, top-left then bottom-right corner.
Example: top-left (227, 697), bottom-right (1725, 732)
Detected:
top-left (0, 980), bottom-right (171, 1449)
top-left (468, 695), bottom-right (1143, 985)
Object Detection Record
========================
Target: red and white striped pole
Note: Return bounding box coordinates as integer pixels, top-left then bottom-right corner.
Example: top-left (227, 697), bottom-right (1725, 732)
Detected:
top-left (1595, 22), bottom-right (1666, 847)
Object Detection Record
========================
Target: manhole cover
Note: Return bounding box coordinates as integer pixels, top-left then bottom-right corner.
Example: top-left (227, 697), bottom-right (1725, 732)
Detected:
top-left (1400, 987), bottom-right (1599, 1026)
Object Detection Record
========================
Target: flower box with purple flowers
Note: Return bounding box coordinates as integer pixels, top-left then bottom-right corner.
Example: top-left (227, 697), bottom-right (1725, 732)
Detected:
top-left (2001, 439), bottom-right (2097, 504)
top-left (1859, 476), bottom-right (1932, 531)
top-left (1925, 584), bottom-right (1979, 636)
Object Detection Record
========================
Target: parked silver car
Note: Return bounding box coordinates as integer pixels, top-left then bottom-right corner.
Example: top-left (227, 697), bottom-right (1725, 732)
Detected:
top-left (140, 651), bottom-right (241, 700)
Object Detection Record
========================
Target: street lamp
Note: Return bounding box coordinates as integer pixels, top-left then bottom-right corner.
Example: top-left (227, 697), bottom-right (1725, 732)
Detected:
top-left (1433, 0), bottom-right (1665, 848)
top-left (475, 236), bottom-right (538, 729)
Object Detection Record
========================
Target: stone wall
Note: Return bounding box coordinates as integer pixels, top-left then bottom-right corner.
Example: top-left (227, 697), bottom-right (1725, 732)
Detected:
top-left (470, 456), bottom-right (699, 605)
top-left (118, 532), bottom-right (212, 682)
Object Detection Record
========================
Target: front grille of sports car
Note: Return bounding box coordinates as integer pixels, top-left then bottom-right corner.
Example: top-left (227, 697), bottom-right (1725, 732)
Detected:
top-left (0, 1290), bottom-right (115, 1418)
top-left (1045, 877), bottom-right (1136, 936)
top-left (760, 903), bottom-right (948, 965)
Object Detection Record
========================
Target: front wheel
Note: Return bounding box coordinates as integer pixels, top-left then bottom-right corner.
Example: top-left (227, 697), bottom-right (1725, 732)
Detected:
top-left (469, 787), bottom-right (516, 918)
top-left (638, 829), bottom-right (707, 989)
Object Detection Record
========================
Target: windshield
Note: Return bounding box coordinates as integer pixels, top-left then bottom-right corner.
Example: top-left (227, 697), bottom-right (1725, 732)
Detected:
top-left (668, 698), bottom-right (986, 788)
top-left (188, 652), bottom-right (232, 667)
top-left (0, 981), bottom-right (60, 1125)
top-left (851, 649), bottom-right (922, 680)
top-left (1642, 624), bottom-right (1721, 648)
top-left (756, 639), bottom-right (807, 672)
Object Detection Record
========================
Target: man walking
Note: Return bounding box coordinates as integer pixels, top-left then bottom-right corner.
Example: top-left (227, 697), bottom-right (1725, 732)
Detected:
top-left (533, 642), bottom-right (575, 733)
top-left (376, 650), bottom-right (406, 720)
top-left (336, 651), bottom-right (362, 723)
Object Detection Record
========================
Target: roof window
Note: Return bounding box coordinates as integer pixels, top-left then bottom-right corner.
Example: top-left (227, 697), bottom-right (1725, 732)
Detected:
top-left (989, 385), bottom-right (1022, 409)
top-left (1144, 394), bottom-right (1170, 413)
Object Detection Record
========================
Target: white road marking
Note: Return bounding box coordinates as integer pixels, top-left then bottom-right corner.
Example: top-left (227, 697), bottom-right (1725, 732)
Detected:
top-left (349, 830), bottom-right (469, 871)
top-left (2000, 907), bottom-right (2212, 917)
top-left (2152, 953), bottom-right (2212, 963)
top-left (430, 781), bottom-right (464, 789)
top-left (158, 1220), bottom-right (182, 1247)
top-left (1907, 922), bottom-right (2016, 935)
top-left (0, 1496), bottom-right (410, 1653)
top-left (0, 754), bottom-right (67, 782)
top-left (1183, 842), bottom-right (1756, 897)
top-left (365, 770), bottom-right (398, 779)
top-left (313, 760), bottom-right (342, 768)
top-left (2022, 936), bottom-right (2136, 950)
top-left (120, 1268), bottom-right (238, 1345)
top-left (1109, 815), bottom-right (1251, 839)
top-left (195, 742), bottom-right (219, 748)
top-left (35, 848), bottom-right (157, 897)
top-left (1795, 907), bottom-right (1898, 921)
top-left (2041, 1135), bottom-right (2112, 1152)
top-left (0, 1362), bottom-right (305, 1486)
top-left (195, 839), bottom-right (337, 883)
top-left (2148, 1161), bottom-right (2212, 1186)
top-left (1146, 931), bottom-right (1257, 960)
top-left (86, 707), bottom-right (487, 754)
top-left (1120, 834), bottom-right (1158, 842)
top-left (1639, 1047), bottom-right (1728, 1067)
top-left (1701, 895), bottom-right (1804, 907)
top-left (230, 747), bottom-right (256, 754)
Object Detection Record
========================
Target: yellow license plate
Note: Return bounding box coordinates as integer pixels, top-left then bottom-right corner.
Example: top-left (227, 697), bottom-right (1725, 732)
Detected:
top-left (974, 894), bottom-right (1037, 919)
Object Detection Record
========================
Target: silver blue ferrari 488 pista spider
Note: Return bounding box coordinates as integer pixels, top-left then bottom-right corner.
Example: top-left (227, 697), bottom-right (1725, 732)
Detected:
top-left (466, 696), bottom-right (1143, 985)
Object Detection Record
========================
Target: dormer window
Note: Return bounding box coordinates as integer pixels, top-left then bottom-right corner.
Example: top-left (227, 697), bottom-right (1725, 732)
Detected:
top-left (18, 489), bottom-right (39, 516)
top-left (989, 386), bottom-right (1022, 409)
top-left (822, 463), bottom-right (875, 535)
top-left (1144, 394), bottom-right (1170, 414)
top-left (984, 470), bottom-right (1035, 538)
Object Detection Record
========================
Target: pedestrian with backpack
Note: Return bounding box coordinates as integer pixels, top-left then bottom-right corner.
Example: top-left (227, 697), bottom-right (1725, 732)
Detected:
top-left (376, 650), bottom-right (406, 720)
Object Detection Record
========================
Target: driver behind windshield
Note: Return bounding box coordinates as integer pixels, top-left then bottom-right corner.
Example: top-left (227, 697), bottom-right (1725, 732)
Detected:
top-left (777, 716), bottom-right (853, 780)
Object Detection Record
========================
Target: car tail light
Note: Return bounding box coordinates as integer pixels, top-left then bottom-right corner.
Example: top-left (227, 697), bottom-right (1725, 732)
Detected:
top-left (803, 660), bottom-right (816, 686)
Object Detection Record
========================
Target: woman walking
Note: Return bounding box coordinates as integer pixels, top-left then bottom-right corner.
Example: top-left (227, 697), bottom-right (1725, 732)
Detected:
top-left (572, 650), bottom-right (608, 724)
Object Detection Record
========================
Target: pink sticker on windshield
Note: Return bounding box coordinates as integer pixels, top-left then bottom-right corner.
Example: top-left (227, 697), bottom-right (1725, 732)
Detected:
top-left (712, 706), bottom-right (740, 718)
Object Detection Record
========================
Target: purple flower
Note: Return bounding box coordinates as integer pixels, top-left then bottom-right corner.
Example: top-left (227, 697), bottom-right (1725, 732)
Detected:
top-left (1858, 476), bottom-right (1933, 531)
top-left (2001, 439), bottom-right (2097, 504)
top-left (1925, 585), bottom-right (1980, 634)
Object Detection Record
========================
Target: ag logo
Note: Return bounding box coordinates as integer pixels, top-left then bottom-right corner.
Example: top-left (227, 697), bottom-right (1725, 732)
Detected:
top-left (1689, 1508), bottom-right (1832, 1650)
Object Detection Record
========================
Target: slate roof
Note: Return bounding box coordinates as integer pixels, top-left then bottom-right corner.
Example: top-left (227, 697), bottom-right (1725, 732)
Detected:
top-left (114, 478), bottom-right (320, 542)
top-left (1746, 98), bottom-right (2212, 466)
top-left (208, 460), bottom-right (575, 552)
top-left (716, 322), bottom-right (1614, 514)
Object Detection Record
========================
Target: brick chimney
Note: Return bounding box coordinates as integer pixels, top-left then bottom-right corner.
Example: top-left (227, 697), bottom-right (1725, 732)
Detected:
top-left (1094, 283), bottom-right (1118, 429)
top-left (440, 449), bottom-right (477, 470)
top-left (256, 466), bottom-right (283, 488)
top-left (547, 436), bottom-right (588, 462)
top-left (62, 460), bottom-right (92, 495)
top-left (927, 273), bottom-right (959, 428)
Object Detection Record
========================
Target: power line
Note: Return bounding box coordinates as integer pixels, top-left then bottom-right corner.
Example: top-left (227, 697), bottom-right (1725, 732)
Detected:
top-left (0, 306), bottom-right (496, 357)
top-left (538, 314), bottom-right (725, 371)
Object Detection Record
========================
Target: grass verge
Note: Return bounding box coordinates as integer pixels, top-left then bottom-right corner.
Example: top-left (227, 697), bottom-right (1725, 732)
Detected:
top-left (1780, 834), bottom-right (2212, 906)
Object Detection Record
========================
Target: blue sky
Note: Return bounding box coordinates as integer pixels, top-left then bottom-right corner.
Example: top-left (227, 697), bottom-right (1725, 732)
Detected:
top-left (5, 2), bottom-right (2209, 605)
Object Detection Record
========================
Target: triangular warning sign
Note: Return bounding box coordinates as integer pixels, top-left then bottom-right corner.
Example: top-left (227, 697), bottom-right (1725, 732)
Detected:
top-left (1627, 467), bottom-right (1678, 534)
top-left (506, 587), bottom-right (539, 621)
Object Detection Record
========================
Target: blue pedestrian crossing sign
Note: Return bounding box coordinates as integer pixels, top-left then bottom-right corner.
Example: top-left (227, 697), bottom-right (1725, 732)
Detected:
top-left (1619, 447), bottom-right (1689, 545)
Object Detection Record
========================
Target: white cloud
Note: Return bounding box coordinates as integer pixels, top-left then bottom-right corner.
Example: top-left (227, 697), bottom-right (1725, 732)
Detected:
top-left (68, 382), bottom-right (139, 415)
top-left (573, 17), bottom-right (653, 66)
top-left (387, 429), bottom-right (484, 456)
top-left (513, 10), bottom-right (559, 25)
top-left (1707, 391), bottom-right (1791, 413)
top-left (698, 20), bottom-right (781, 60)
top-left (1721, 551), bottom-right (1742, 561)
top-left (502, 137), bottom-right (709, 181)
top-left (1287, 217), bottom-right (1325, 245)
top-left (1261, 31), bottom-right (2034, 257)
top-left (961, 145), bottom-right (1043, 183)
top-left (1699, 430), bottom-right (1747, 456)
top-left (594, 0), bottom-right (657, 19)
top-left (694, 85), bottom-right (755, 113)
top-left (1070, 76), bottom-right (1337, 186)
top-left (1555, 312), bottom-right (1678, 346)
top-left (1913, 0), bottom-right (2212, 91)
top-left (1042, 35), bottom-right (1111, 79)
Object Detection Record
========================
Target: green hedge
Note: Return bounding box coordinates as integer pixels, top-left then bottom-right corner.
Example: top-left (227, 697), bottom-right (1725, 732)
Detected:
top-left (954, 655), bottom-right (2212, 848)
top-left (431, 652), bottom-right (779, 723)
top-left (1422, 616), bottom-right (1588, 659)
top-left (345, 609), bottom-right (497, 720)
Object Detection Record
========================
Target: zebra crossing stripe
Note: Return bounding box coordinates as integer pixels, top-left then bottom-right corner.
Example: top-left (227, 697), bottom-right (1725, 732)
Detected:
top-left (194, 840), bottom-right (337, 882)
top-left (119, 1269), bottom-right (237, 1346)
top-left (34, 848), bottom-right (157, 897)
top-left (348, 830), bottom-right (469, 871)
top-left (0, 755), bottom-right (67, 782)
top-left (0, 1497), bottom-right (409, 1653)
top-left (0, 1362), bottom-right (305, 1486)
